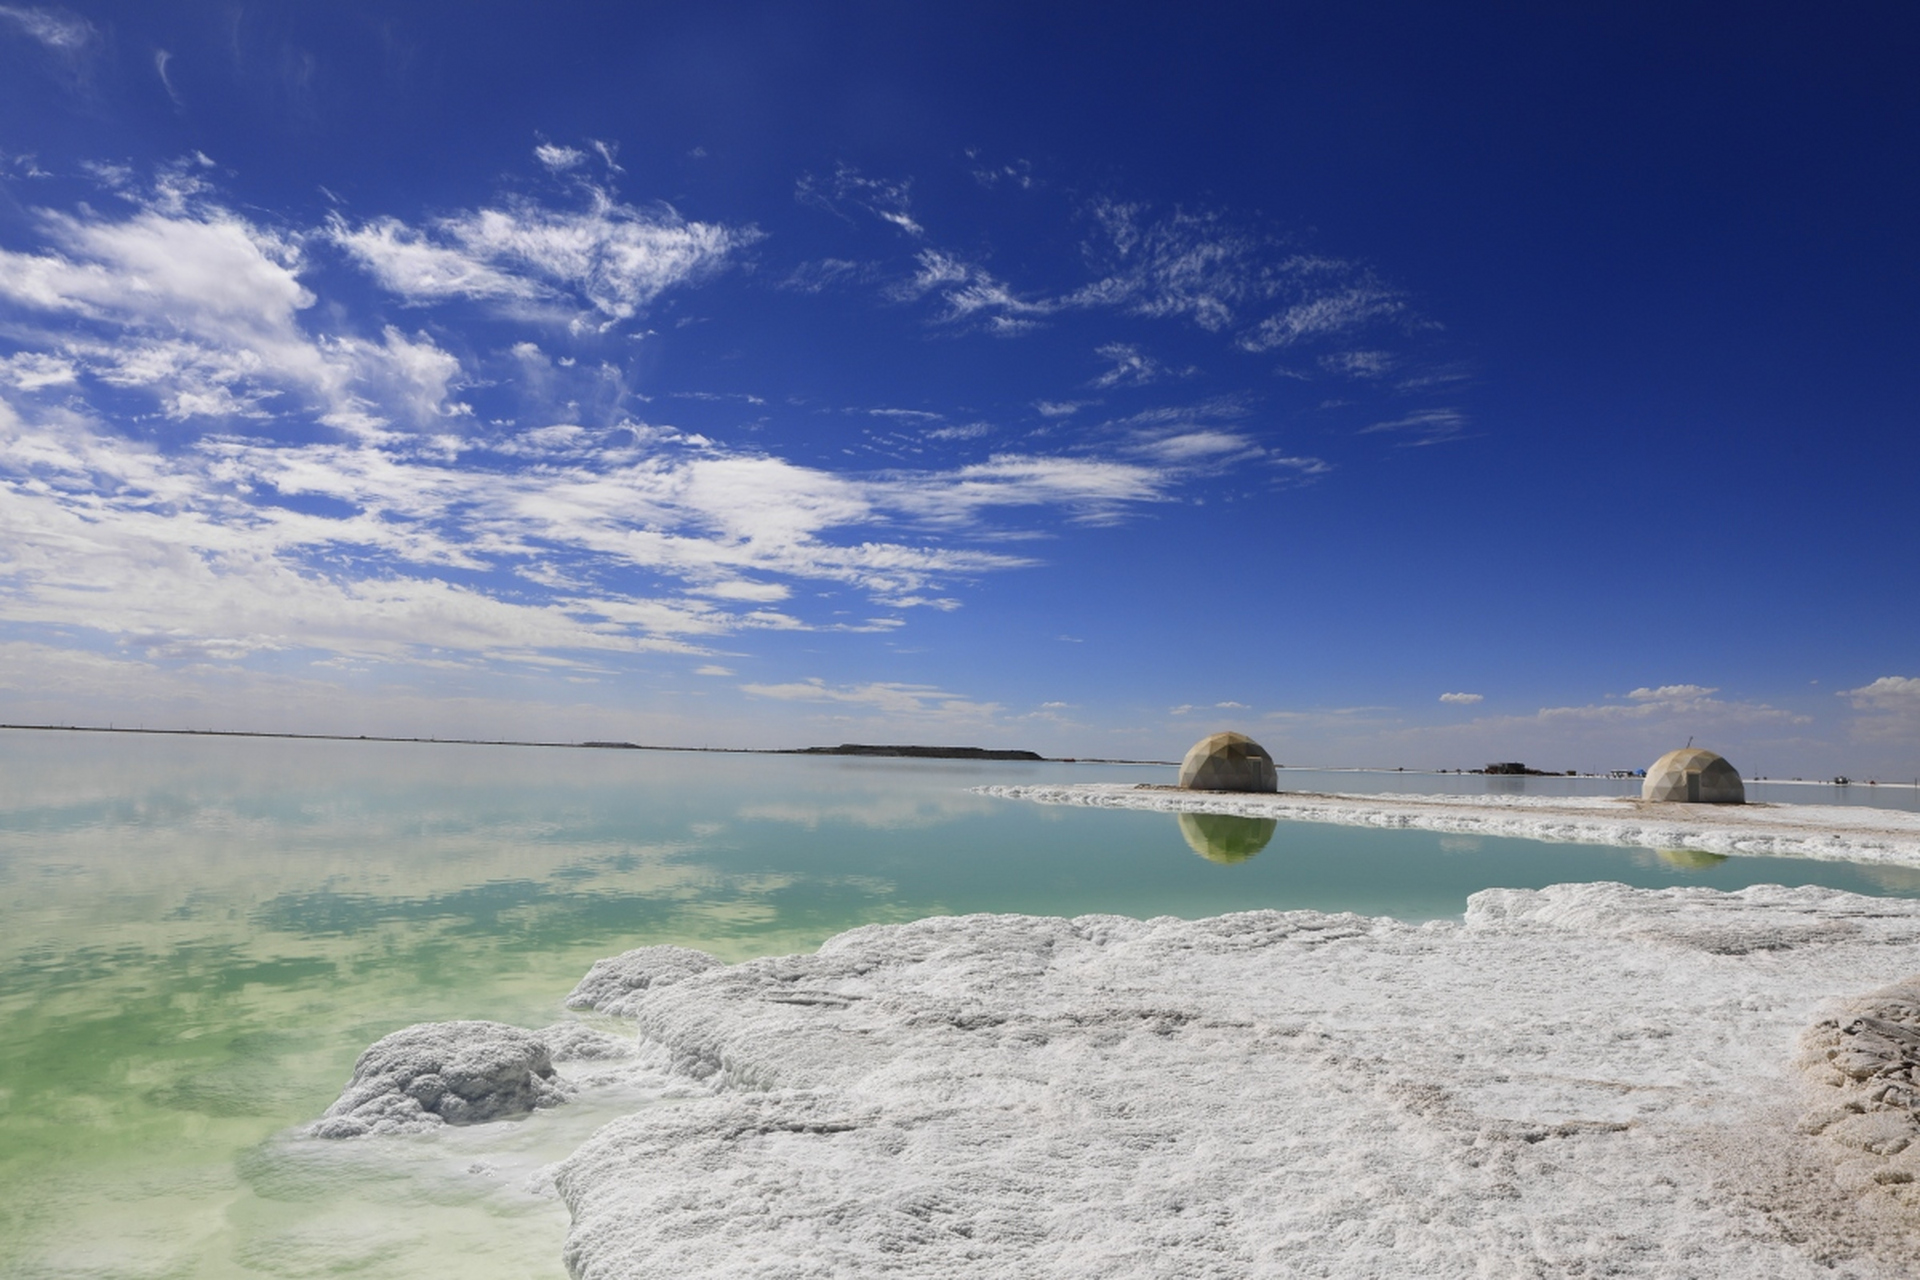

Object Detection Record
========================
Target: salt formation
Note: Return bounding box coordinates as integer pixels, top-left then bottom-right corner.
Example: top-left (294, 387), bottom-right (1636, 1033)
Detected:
top-left (1799, 977), bottom-right (1920, 1201)
top-left (550, 885), bottom-right (1920, 1278)
top-left (565, 944), bottom-right (726, 1017)
top-left (981, 782), bottom-right (1920, 868)
top-left (311, 1020), bottom-right (571, 1137)
top-left (1177, 730), bottom-right (1278, 792)
top-left (1643, 747), bottom-right (1746, 804)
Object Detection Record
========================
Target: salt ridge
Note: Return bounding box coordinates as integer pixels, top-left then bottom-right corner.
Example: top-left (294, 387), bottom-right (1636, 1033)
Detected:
top-left (979, 783), bottom-right (1920, 868)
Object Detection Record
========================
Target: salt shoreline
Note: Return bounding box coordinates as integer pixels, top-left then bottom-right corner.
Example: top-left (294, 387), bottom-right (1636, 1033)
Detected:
top-left (978, 783), bottom-right (1920, 869)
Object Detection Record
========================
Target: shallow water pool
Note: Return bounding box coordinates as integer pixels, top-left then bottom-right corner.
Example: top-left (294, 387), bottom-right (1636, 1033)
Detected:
top-left (3, 730), bottom-right (1915, 1278)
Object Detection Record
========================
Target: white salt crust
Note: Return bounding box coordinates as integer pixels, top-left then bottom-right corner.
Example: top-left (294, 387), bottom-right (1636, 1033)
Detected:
top-left (541, 884), bottom-right (1920, 1278)
top-left (980, 783), bottom-right (1920, 868)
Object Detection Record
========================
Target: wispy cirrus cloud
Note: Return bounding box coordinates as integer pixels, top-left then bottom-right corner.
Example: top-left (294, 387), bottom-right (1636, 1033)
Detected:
top-left (0, 4), bottom-right (92, 51)
top-left (1629, 683), bottom-right (1717, 701)
top-left (330, 150), bottom-right (758, 326)
top-left (1089, 341), bottom-right (1193, 389)
top-left (893, 249), bottom-right (1056, 334)
top-left (1359, 408), bottom-right (1469, 446)
top-left (1238, 285), bottom-right (1405, 352)
top-left (796, 164), bottom-right (924, 236)
top-left (1439, 691), bottom-right (1483, 705)
top-left (739, 677), bottom-right (1000, 720)
top-left (832, 181), bottom-right (1425, 369)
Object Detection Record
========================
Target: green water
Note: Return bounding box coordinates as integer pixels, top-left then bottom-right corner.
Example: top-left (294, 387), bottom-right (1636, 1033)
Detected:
top-left (4, 730), bottom-right (1917, 1278)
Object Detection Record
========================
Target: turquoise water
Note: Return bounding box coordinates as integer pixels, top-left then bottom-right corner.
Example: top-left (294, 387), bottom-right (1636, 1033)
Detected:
top-left (3, 729), bottom-right (1917, 1278)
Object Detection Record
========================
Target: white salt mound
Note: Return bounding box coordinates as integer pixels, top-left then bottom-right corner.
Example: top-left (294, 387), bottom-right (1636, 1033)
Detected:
top-left (565, 944), bottom-right (727, 1018)
top-left (312, 1019), bottom-right (609, 1137)
top-left (549, 884), bottom-right (1920, 1278)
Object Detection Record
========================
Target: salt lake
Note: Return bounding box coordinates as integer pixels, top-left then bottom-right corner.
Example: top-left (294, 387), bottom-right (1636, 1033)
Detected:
top-left (3, 728), bottom-right (1916, 1278)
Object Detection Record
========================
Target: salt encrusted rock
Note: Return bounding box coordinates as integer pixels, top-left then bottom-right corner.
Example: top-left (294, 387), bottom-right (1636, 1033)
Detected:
top-left (554, 886), bottom-right (1920, 1279)
top-left (1799, 977), bottom-right (1920, 1199)
top-left (564, 944), bottom-right (726, 1017)
top-left (310, 1020), bottom-right (569, 1138)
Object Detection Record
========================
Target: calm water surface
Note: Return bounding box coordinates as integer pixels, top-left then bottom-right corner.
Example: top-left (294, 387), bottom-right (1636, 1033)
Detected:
top-left (3, 730), bottom-right (1916, 1278)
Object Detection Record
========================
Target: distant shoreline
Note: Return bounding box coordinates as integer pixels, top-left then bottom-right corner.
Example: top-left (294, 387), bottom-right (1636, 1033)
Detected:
top-left (0, 721), bottom-right (1167, 766)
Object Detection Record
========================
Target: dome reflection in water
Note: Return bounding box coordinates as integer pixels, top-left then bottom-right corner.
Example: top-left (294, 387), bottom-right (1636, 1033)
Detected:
top-left (1655, 847), bottom-right (1730, 870)
top-left (1177, 812), bottom-right (1278, 863)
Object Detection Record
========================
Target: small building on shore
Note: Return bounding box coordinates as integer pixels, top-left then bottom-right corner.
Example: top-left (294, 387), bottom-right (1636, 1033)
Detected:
top-left (1642, 747), bottom-right (1745, 804)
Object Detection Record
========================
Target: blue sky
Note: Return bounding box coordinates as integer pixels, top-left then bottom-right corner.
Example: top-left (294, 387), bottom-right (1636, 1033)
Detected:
top-left (0, 2), bottom-right (1915, 775)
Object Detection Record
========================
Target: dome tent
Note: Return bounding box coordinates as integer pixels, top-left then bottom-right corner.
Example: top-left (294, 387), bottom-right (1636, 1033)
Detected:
top-left (1642, 748), bottom-right (1745, 804)
top-left (1177, 732), bottom-right (1278, 793)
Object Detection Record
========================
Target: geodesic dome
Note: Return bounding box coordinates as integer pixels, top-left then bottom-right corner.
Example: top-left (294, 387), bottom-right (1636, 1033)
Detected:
top-left (1177, 812), bottom-right (1277, 863)
top-left (1178, 732), bottom-right (1278, 792)
top-left (1641, 748), bottom-right (1745, 804)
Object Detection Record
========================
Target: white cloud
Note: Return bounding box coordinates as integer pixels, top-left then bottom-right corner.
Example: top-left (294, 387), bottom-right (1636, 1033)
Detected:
top-left (1439, 692), bottom-right (1483, 705)
top-left (154, 48), bottom-right (182, 107)
top-left (331, 190), bottom-right (756, 324)
top-left (1837, 676), bottom-right (1920, 748)
top-left (1321, 350), bottom-right (1393, 378)
top-left (895, 250), bottom-right (1055, 334)
top-left (1842, 676), bottom-right (1920, 709)
top-left (779, 258), bottom-right (875, 293)
top-left (328, 214), bottom-right (545, 306)
top-left (1090, 342), bottom-right (1190, 389)
top-left (0, 186), bottom-right (473, 433)
top-left (1240, 287), bottom-right (1404, 351)
top-left (535, 143), bottom-right (587, 172)
top-left (1358, 408), bottom-right (1468, 447)
top-left (694, 664), bottom-right (734, 676)
top-left (1070, 203), bottom-right (1267, 332)
top-left (925, 422), bottom-right (990, 442)
top-left (1627, 684), bottom-right (1718, 701)
top-left (738, 677), bottom-right (999, 720)
top-left (0, 351), bottom-right (76, 389)
top-left (0, 4), bottom-right (92, 51)
top-left (687, 580), bottom-right (792, 603)
top-left (876, 454), bottom-right (1173, 528)
top-left (1271, 454), bottom-right (1333, 479)
top-left (796, 165), bottom-right (923, 236)
top-left (1533, 686), bottom-right (1802, 727)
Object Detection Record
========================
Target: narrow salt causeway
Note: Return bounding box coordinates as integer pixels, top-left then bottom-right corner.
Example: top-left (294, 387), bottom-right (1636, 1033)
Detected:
top-left (321, 884), bottom-right (1920, 1277)
top-left (980, 783), bottom-right (1920, 869)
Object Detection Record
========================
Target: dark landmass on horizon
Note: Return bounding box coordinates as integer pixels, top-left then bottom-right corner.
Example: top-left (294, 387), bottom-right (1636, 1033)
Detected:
top-left (0, 722), bottom-right (1159, 764)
